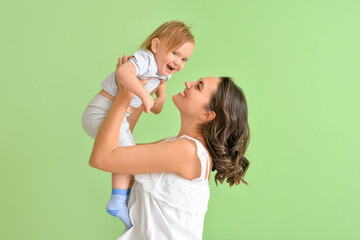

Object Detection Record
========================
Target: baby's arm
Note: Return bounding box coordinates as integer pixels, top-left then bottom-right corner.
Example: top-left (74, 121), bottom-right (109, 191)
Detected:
top-left (115, 62), bottom-right (154, 113)
top-left (151, 83), bottom-right (166, 114)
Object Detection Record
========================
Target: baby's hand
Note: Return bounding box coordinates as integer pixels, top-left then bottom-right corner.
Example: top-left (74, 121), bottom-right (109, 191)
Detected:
top-left (150, 98), bottom-right (165, 115)
top-left (127, 106), bottom-right (134, 114)
top-left (141, 94), bottom-right (155, 113)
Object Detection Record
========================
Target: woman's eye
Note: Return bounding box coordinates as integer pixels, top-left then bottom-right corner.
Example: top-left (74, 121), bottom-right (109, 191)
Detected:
top-left (196, 84), bottom-right (200, 90)
top-left (173, 52), bottom-right (178, 56)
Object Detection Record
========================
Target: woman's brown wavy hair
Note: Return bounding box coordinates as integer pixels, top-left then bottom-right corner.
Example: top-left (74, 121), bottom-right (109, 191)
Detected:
top-left (201, 77), bottom-right (250, 186)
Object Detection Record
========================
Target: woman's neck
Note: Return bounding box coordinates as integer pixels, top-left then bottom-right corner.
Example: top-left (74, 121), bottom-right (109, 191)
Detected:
top-left (177, 115), bottom-right (204, 142)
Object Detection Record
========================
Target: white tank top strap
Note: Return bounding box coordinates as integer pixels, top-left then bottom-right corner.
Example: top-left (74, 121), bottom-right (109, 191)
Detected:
top-left (205, 149), bottom-right (211, 181)
top-left (177, 135), bottom-right (210, 182)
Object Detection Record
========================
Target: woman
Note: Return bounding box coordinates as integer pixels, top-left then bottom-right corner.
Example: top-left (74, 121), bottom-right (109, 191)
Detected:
top-left (89, 57), bottom-right (250, 239)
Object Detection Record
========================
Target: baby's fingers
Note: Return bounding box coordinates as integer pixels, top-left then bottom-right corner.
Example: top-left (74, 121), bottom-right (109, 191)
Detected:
top-left (141, 104), bottom-right (150, 113)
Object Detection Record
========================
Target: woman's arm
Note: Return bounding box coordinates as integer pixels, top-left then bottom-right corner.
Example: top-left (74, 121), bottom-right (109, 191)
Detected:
top-left (89, 88), bottom-right (200, 180)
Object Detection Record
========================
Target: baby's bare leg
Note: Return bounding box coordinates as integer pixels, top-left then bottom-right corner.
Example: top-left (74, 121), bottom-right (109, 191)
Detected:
top-left (112, 173), bottom-right (132, 189)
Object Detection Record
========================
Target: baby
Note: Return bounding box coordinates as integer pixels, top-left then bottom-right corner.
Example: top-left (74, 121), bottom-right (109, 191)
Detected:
top-left (81, 21), bottom-right (195, 228)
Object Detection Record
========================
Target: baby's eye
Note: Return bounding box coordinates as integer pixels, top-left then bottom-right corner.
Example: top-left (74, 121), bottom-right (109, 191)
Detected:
top-left (173, 52), bottom-right (178, 56)
top-left (196, 84), bottom-right (200, 90)
top-left (182, 58), bottom-right (187, 62)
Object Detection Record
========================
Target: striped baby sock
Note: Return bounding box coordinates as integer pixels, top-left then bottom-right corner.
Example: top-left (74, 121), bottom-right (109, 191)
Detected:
top-left (106, 188), bottom-right (133, 229)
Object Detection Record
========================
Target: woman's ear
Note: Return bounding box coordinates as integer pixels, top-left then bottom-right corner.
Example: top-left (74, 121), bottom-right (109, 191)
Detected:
top-left (151, 38), bottom-right (160, 53)
top-left (200, 109), bottom-right (216, 122)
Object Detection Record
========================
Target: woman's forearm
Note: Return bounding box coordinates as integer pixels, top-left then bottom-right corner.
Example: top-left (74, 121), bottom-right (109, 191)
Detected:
top-left (89, 88), bottom-right (134, 169)
top-left (127, 107), bottom-right (143, 132)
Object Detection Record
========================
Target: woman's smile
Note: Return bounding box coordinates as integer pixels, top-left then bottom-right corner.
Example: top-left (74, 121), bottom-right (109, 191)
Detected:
top-left (178, 89), bottom-right (187, 97)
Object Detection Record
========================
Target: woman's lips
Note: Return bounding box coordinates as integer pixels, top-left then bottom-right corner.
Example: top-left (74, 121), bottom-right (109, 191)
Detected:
top-left (179, 90), bottom-right (186, 97)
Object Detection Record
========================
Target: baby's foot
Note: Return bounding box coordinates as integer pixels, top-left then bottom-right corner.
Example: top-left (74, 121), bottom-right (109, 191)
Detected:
top-left (106, 189), bottom-right (133, 229)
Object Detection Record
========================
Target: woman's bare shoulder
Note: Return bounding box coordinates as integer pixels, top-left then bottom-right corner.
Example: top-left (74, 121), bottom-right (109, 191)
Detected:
top-left (157, 137), bottom-right (197, 155)
top-left (158, 138), bottom-right (200, 179)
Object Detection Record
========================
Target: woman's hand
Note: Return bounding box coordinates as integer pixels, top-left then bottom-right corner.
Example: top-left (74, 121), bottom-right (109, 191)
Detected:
top-left (116, 55), bottom-right (133, 71)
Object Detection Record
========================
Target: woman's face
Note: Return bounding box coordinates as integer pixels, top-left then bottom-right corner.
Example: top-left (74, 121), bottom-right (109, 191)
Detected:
top-left (173, 76), bottom-right (221, 118)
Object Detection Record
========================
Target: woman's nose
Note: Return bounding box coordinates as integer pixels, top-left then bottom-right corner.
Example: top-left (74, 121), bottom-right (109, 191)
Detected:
top-left (185, 81), bottom-right (191, 88)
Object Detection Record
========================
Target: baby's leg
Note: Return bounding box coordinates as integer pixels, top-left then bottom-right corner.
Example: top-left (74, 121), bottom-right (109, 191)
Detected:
top-left (111, 173), bottom-right (133, 209)
top-left (81, 94), bottom-right (112, 139)
top-left (106, 114), bottom-right (135, 229)
top-left (82, 94), bottom-right (134, 228)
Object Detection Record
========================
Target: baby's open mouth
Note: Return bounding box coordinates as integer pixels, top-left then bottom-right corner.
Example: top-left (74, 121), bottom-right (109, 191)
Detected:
top-left (167, 65), bottom-right (174, 71)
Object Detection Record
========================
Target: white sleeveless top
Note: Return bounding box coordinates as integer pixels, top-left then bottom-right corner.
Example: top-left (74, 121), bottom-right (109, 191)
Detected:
top-left (118, 135), bottom-right (211, 240)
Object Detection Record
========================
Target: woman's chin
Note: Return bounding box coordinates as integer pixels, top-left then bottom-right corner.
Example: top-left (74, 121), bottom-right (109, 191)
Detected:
top-left (172, 94), bottom-right (181, 110)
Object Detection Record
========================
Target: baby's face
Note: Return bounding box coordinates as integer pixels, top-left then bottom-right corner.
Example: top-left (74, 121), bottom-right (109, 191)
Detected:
top-left (154, 41), bottom-right (194, 76)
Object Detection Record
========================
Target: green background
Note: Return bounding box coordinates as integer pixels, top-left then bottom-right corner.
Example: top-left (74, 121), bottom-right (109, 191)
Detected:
top-left (1, 0), bottom-right (359, 239)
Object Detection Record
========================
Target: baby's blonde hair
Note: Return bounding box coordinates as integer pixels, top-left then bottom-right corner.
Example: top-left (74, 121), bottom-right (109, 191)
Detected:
top-left (141, 21), bottom-right (194, 53)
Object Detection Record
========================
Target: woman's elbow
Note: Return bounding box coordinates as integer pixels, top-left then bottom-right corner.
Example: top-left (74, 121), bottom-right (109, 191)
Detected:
top-left (89, 158), bottom-right (97, 169)
top-left (89, 152), bottom-right (114, 172)
top-left (89, 148), bottom-right (123, 172)
top-left (89, 152), bottom-right (102, 169)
